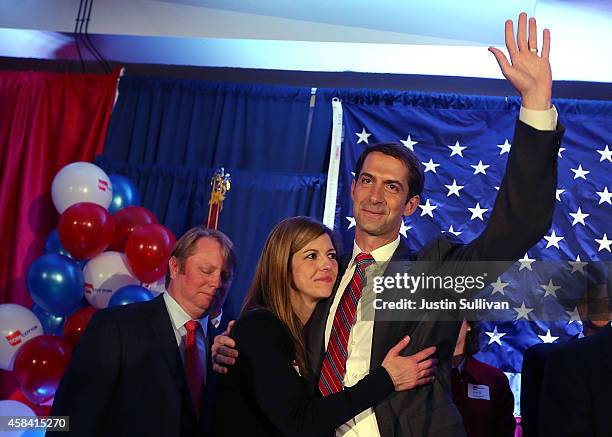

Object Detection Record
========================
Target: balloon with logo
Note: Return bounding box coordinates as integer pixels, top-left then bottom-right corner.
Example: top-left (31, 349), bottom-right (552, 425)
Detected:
top-left (83, 251), bottom-right (140, 308)
top-left (0, 400), bottom-right (36, 437)
top-left (109, 206), bottom-right (158, 252)
top-left (58, 202), bottom-right (115, 260)
top-left (62, 306), bottom-right (97, 345)
top-left (13, 335), bottom-right (72, 404)
top-left (51, 162), bottom-right (112, 214)
top-left (108, 174), bottom-right (141, 214)
top-left (125, 224), bottom-right (176, 284)
top-left (32, 304), bottom-right (65, 336)
top-left (108, 285), bottom-right (154, 308)
top-left (27, 254), bottom-right (84, 315)
top-left (0, 304), bottom-right (43, 371)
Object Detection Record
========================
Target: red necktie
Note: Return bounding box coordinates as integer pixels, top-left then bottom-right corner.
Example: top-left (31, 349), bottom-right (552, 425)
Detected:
top-left (184, 320), bottom-right (204, 418)
top-left (319, 252), bottom-right (375, 396)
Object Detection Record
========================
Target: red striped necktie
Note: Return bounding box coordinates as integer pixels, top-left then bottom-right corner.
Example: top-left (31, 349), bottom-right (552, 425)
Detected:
top-left (319, 252), bottom-right (375, 396)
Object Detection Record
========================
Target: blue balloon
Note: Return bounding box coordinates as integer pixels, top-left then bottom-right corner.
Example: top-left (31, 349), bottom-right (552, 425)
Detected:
top-left (108, 174), bottom-right (141, 214)
top-left (44, 229), bottom-right (73, 259)
top-left (32, 304), bottom-right (65, 335)
top-left (27, 254), bottom-right (84, 315)
top-left (108, 285), bottom-right (154, 308)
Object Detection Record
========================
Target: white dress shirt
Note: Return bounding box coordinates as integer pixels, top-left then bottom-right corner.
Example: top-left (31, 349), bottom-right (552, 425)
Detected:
top-left (323, 106), bottom-right (558, 436)
top-left (163, 292), bottom-right (222, 383)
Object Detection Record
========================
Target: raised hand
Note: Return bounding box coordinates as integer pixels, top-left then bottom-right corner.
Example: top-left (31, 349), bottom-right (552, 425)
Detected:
top-left (211, 320), bottom-right (238, 374)
top-left (381, 336), bottom-right (438, 391)
top-left (489, 12), bottom-right (552, 110)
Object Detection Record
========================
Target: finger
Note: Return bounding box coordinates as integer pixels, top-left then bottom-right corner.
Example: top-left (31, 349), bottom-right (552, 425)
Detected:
top-left (226, 320), bottom-right (235, 334)
top-left (212, 363), bottom-right (228, 374)
top-left (417, 358), bottom-right (438, 370)
top-left (542, 28), bottom-right (551, 59)
top-left (488, 47), bottom-right (512, 78)
top-left (218, 345), bottom-right (239, 358)
top-left (418, 367), bottom-right (436, 379)
top-left (214, 354), bottom-right (236, 366)
top-left (517, 12), bottom-right (528, 52)
top-left (413, 345), bottom-right (437, 362)
top-left (528, 17), bottom-right (537, 51)
top-left (504, 19), bottom-right (518, 59)
top-left (389, 336), bottom-right (411, 357)
top-left (215, 335), bottom-right (236, 348)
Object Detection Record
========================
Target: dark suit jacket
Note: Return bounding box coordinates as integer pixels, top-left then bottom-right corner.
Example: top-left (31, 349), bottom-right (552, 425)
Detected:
top-left (520, 341), bottom-right (564, 437)
top-left (539, 326), bottom-right (612, 437)
top-left (48, 294), bottom-right (219, 437)
top-left (306, 120), bottom-right (564, 437)
top-left (452, 356), bottom-right (515, 437)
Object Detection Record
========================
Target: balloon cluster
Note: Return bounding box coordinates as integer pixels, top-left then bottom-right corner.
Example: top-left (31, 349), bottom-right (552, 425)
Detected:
top-left (2, 162), bottom-right (173, 417)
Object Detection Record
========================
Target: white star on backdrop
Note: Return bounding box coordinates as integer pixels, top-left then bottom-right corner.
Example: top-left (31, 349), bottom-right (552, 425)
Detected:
top-left (514, 302), bottom-right (534, 320)
top-left (356, 128), bottom-right (371, 144)
top-left (445, 179), bottom-right (464, 197)
top-left (558, 147), bottom-right (566, 158)
top-left (595, 233), bottom-right (612, 252)
top-left (566, 306), bottom-right (582, 325)
top-left (541, 279), bottom-right (561, 298)
top-left (571, 164), bottom-right (590, 180)
top-left (400, 135), bottom-right (418, 151)
top-left (538, 329), bottom-right (559, 344)
top-left (419, 199), bottom-right (438, 218)
top-left (448, 141), bottom-right (467, 157)
top-left (346, 216), bottom-right (356, 229)
top-left (399, 220), bottom-right (412, 238)
top-left (544, 230), bottom-right (564, 249)
top-left (596, 187), bottom-right (612, 205)
top-left (446, 225), bottom-right (462, 236)
top-left (490, 277), bottom-right (509, 295)
top-left (569, 207), bottom-right (590, 226)
top-left (568, 255), bottom-right (587, 274)
top-left (471, 160), bottom-right (490, 175)
top-left (555, 188), bottom-right (565, 202)
top-left (518, 253), bottom-right (536, 271)
top-left (422, 158), bottom-right (441, 174)
top-left (597, 144), bottom-right (612, 162)
top-left (485, 326), bottom-right (507, 346)
top-left (497, 139), bottom-right (512, 155)
top-left (468, 203), bottom-right (488, 221)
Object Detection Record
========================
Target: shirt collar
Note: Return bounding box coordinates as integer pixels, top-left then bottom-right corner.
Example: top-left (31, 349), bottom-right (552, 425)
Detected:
top-left (163, 291), bottom-right (210, 338)
top-left (350, 235), bottom-right (401, 267)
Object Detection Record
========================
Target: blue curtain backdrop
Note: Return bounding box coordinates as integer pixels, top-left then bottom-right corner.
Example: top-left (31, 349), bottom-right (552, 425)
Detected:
top-left (99, 77), bottom-right (330, 318)
top-left (99, 77), bottom-right (611, 413)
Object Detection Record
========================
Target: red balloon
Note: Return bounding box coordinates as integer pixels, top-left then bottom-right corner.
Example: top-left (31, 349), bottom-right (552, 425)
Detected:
top-left (58, 202), bottom-right (115, 259)
top-left (125, 224), bottom-right (176, 283)
top-left (13, 335), bottom-right (73, 404)
top-left (62, 306), bottom-right (98, 345)
top-left (9, 389), bottom-right (51, 416)
top-left (109, 206), bottom-right (158, 252)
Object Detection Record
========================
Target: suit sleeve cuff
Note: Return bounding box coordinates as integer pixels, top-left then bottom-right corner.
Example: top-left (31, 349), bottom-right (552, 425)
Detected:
top-left (519, 105), bottom-right (558, 131)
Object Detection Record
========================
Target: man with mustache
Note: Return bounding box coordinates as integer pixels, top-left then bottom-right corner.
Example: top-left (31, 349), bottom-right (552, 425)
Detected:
top-left (214, 12), bottom-right (564, 436)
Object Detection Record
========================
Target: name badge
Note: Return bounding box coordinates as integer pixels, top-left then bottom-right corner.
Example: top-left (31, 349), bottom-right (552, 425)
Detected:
top-left (467, 383), bottom-right (490, 400)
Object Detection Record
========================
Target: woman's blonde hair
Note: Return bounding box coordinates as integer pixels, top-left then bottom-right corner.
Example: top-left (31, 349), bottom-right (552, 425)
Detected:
top-left (242, 216), bottom-right (337, 378)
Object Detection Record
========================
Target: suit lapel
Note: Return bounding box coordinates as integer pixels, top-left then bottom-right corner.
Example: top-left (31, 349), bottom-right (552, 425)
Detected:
top-left (148, 295), bottom-right (198, 421)
top-left (370, 241), bottom-right (418, 370)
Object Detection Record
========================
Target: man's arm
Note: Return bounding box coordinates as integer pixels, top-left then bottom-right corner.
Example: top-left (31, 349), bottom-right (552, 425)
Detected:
top-left (47, 311), bottom-right (120, 436)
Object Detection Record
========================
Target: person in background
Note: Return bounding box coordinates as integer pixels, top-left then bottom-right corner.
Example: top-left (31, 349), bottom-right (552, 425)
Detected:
top-left (48, 226), bottom-right (235, 437)
top-left (451, 320), bottom-right (515, 437)
top-left (214, 216), bottom-right (438, 436)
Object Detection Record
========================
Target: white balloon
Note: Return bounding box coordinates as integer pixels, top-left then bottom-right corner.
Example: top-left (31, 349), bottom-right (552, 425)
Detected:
top-left (83, 252), bottom-right (140, 309)
top-left (51, 162), bottom-right (113, 214)
top-left (0, 400), bottom-right (36, 437)
top-left (142, 277), bottom-right (166, 297)
top-left (0, 304), bottom-right (43, 371)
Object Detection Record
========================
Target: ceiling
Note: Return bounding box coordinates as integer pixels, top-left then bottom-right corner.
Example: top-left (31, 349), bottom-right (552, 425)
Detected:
top-left (0, 0), bottom-right (610, 82)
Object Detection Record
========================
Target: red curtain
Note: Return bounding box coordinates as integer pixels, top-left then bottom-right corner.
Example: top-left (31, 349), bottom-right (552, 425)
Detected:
top-left (0, 69), bottom-right (119, 397)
